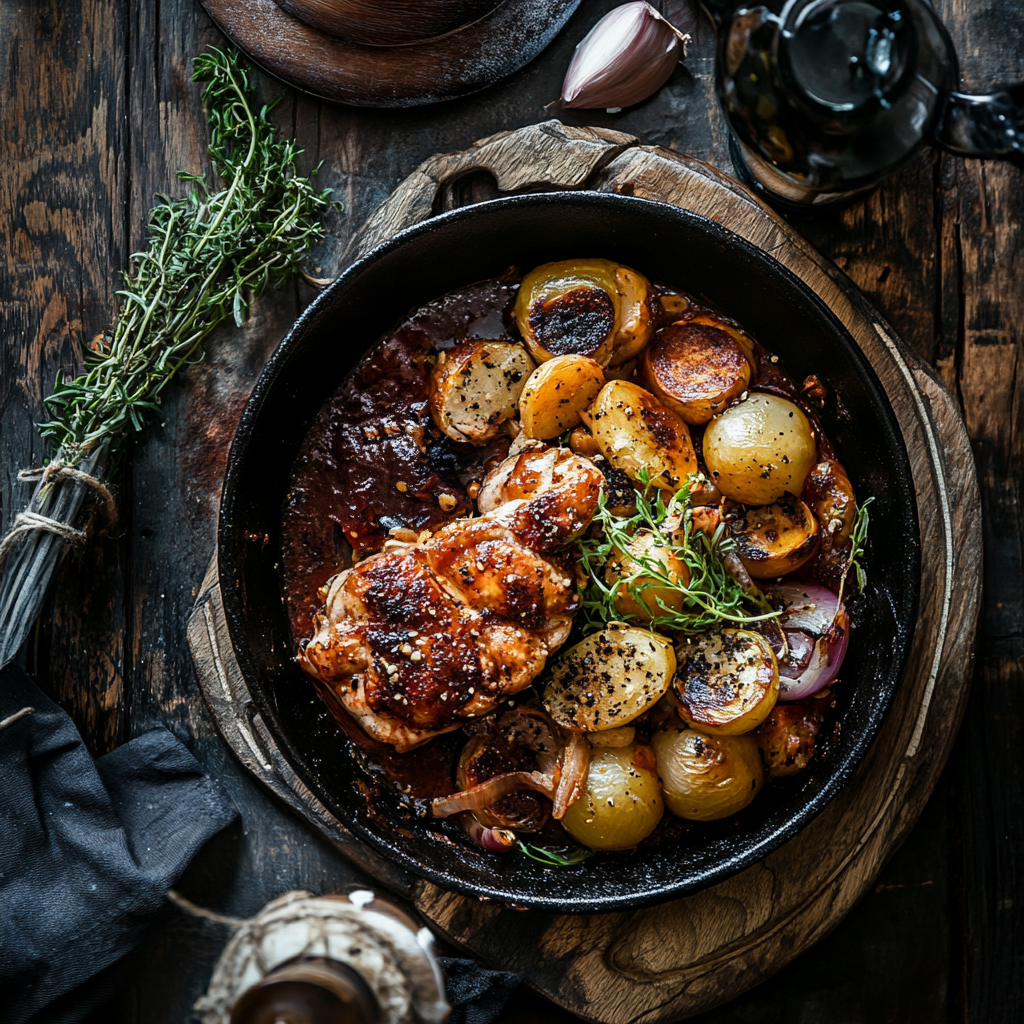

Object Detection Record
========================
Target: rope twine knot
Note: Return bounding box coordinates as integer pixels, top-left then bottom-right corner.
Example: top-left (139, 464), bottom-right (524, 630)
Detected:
top-left (0, 462), bottom-right (118, 571)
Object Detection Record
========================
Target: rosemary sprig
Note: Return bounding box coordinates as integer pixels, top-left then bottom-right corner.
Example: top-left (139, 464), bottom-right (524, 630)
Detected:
top-left (516, 841), bottom-right (594, 867)
top-left (38, 46), bottom-right (334, 469)
top-left (576, 470), bottom-right (780, 636)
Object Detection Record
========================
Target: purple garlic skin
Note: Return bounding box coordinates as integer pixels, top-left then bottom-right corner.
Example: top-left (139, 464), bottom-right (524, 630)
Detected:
top-left (559, 1), bottom-right (690, 111)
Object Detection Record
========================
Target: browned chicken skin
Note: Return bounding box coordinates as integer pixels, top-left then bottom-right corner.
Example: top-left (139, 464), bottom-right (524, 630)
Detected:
top-left (299, 448), bottom-right (602, 751)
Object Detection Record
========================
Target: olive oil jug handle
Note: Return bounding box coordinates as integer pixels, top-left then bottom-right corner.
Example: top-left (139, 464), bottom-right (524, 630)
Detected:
top-left (933, 83), bottom-right (1024, 168)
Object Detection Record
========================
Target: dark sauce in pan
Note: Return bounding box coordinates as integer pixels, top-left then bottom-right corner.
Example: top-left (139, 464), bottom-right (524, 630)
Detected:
top-left (280, 273), bottom-right (851, 849)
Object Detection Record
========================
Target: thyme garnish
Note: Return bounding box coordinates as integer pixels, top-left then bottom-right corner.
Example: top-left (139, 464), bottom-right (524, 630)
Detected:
top-left (38, 46), bottom-right (335, 469)
top-left (835, 496), bottom-right (874, 609)
top-left (516, 841), bottom-right (595, 867)
top-left (575, 469), bottom-right (781, 636)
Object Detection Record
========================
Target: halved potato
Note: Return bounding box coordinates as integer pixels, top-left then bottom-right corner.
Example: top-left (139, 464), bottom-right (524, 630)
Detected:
top-left (640, 319), bottom-right (753, 425)
top-left (673, 629), bottom-right (779, 735)
top-left (543, 625), bottom-right (675, 732)
top-left (518, 354), bottom-right (605, 440)
top-left (653, 726), bottom-right (764, 821)
top-left (587, 380), bottom-right (698, 492)
top-left (514, 259), bottom-right (653, 367)
top-left (703, 393), bottom-right (817, 505)
top-left (429, 340), bottom-right (535, 444)
top-left (561, 744), bottom-right (664, 850)
top-left (723, 497), bottom-right (820, 579)
top-left (605, 530), bottom-right (690, 623)
top-left (598, 463), bottom-right (639, 517)
top-left (803, 459), bottom-right (857, 546)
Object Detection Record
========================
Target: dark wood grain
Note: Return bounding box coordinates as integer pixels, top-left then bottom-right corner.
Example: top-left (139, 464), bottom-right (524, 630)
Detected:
top-left (0, 0), bottom-right (1021, 1021)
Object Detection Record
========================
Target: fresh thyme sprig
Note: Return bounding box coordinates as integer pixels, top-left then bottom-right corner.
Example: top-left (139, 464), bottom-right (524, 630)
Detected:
top-left (835, 496), bottom-right (874, 609)
top-left (516, 840), bottom-right (594, 867)
top-left (576, 470), bottom-right (781, 636)
top-left (38, 46), bottom-right (335, 469)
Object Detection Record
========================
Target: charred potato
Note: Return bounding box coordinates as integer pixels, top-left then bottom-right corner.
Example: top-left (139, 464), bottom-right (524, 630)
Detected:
top-left (605, 530), bottom-right (691, 623)
top-left (653, 726), bottom-right (764, 821)
top-left (561, 744), bottom-right (664, 850)
top-left (518, 354), bottom-right (605, 440)
top-left (640, 318), bottom-right (753, 425)
top-left (587, 380), bottom-right (699, 492)
top-left (673, 629), bottom-right (779, 735)
top-left (543, 625), bottom-right (675, 732)
top-left (514, 259), bottom-right (653, 367)
top-left (703, 393), bottom-right (818, 505)
top-left (429, 340), bottom-right (535, 444)
top-left (755, 701), bottom-right (824, 777)
top-left (597, 463), bottom-right (639, 517)
top-left (803, 459), bottom-right (857, 547)
top-left (723, 497), bottom-right (820, 579)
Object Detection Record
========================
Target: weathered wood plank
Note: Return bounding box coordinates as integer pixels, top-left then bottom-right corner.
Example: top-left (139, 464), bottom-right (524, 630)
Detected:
top-left (0, 0), bottom-right (130, 754)
top-left (933, 3), bottom-right (1024, 1021)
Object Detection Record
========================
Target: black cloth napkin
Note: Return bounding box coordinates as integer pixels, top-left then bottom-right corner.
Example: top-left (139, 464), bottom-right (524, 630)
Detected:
top-left (0, 663), bottom-right (238, 1024)
top-left (441, 958), bottom-right (523, 1024)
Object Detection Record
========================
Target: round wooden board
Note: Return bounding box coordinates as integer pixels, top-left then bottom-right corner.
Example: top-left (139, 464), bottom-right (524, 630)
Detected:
top-left (196, 0), bottom-right (581, 108)
top-left (187, 122), bottom-right (982, 1022)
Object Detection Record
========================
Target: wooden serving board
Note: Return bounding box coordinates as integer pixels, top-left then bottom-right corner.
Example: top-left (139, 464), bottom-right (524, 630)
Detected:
top-left (187, 122), bottom-right (982, 1022)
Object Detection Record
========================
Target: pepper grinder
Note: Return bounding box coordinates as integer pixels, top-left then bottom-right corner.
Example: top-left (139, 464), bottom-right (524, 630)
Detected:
top-left (701, 0), bottom-right (1024, 208)
top-left (196, 890), bottom-right (450, 1024)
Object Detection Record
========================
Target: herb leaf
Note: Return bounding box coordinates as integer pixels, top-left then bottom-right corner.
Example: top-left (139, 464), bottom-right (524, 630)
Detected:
top-left (516, 841), bottom-right (594, 867)
top-left (836, 495), bottom-right (874, 608)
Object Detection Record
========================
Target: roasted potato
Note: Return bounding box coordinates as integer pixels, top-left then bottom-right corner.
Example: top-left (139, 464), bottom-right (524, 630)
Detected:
top-left (703, 393), bottom-right (817, 505)
top-left (673, 629), bottom-right (779, 735)
top-left (514, 259), bottom-right (653, 366)
top-left (429, 340), bottom-right (535, 444)
top-left (561, 744), bottom-right (664, 850)
top-left (597, 463), bottom-right (639, 517)
top-left (587, 380), bottom-right (699, 492)
top-left (803, 459), bottom-right (857, 546)
top-left (755, 701), bottom-right (824, 777)
top-left (653, 726), bottom-right (764, 821)
top-left (723, 497), bottom-right (820, 579)
top-left (518, 354), bottom-right (605, 440)
top-left (640, 318), bottom-right (753, 425)
top-left (543, 625), bottom-right (675, 732)
top-left (605, 530), bottom-right (691, 623)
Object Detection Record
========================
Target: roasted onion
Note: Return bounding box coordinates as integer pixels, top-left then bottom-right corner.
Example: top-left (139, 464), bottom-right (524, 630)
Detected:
top-left (771, 582), bottom-right (850, 701)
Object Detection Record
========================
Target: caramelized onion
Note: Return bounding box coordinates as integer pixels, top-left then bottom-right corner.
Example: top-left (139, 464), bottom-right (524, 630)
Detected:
top-left (552, 731), bottom-right (591, 820)
top-left (431, 771), bottom-right (556, 818)
top-left (459, 814), bottom-right (517, 853)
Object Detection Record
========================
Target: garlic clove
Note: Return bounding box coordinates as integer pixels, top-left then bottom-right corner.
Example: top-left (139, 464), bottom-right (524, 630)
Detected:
top-left (559, 1), bottom-right (690, 111)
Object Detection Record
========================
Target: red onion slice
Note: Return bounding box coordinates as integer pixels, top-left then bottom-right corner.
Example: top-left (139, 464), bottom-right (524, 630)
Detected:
top-left (430, 770), bottom-right (556, 818)
top-left (552, 731), bottom-right (590, 820)
top-left (772, 583), bottom-right (850, 701)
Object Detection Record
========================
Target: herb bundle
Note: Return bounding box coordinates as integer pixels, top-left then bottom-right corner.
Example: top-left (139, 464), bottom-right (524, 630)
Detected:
top-left (575, 470), bottom-right (781, 636)
top-left (0, 47), bottom-right (334, 668)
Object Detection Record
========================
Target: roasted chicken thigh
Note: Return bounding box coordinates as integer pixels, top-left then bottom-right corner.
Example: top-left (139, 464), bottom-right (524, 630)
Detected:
top-left (299, 448), bottom-right (602, 751)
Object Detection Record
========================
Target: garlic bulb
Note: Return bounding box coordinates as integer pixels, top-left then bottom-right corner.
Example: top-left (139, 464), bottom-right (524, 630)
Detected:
top-left (559, 2), bottom-right (690, 111)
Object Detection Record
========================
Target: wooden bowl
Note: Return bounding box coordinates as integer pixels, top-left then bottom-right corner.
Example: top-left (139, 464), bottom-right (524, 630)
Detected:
top-left (276, 0), bottom-right (500, 45)
top-left (198, 0), bottom-right (581, 107)
top-left (217, 192), bottom-right (920, 913)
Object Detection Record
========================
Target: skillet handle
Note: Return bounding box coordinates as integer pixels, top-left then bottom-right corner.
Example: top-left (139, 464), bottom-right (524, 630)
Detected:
top-left (343, 120), bottom-right (640, 262)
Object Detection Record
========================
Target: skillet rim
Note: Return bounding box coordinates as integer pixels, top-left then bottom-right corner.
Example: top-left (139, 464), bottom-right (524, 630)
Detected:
top-left (218, 190), bottom-right (920, 912)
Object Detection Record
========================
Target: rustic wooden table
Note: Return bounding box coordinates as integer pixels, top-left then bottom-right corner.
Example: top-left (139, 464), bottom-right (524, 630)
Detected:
top-left (1, 2), bottom-right (1021, 1022)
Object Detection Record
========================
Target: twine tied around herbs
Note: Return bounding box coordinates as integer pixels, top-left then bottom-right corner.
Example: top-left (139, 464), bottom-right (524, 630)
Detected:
top-left (0, 462), bottom-right (118, 572)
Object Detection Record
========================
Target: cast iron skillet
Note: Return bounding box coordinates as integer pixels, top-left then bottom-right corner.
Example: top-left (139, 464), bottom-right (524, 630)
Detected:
top-left (219, 192), bottom-right (920, 913)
